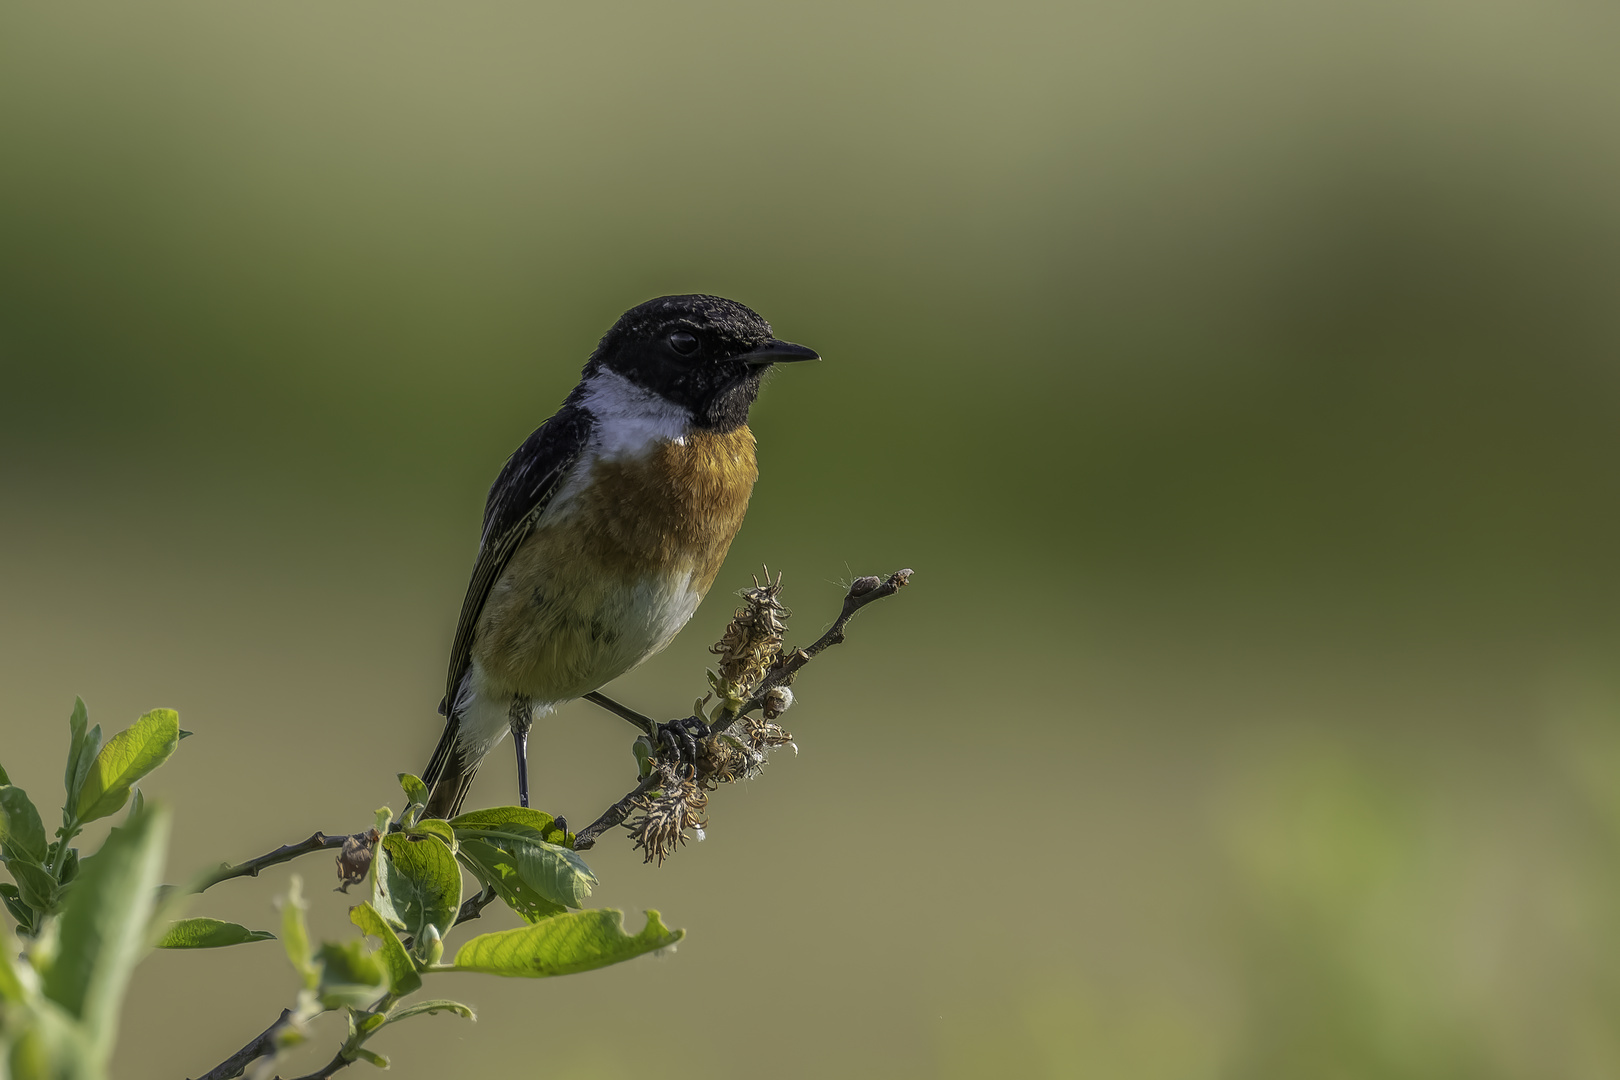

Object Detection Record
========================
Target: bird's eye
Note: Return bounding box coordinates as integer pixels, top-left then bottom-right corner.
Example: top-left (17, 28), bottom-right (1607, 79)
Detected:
top-left (667, 330), bottom-right (700, 356)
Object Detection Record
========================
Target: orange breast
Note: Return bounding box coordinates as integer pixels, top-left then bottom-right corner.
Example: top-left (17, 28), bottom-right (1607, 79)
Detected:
top-left (471, 426), bottom-right (758, 698)
top-left (574, 425), bottom-right (759, 589)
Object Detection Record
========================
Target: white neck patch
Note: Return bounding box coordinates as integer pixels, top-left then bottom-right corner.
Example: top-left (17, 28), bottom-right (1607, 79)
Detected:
top-left (579, 368), bottom-right (693, 459)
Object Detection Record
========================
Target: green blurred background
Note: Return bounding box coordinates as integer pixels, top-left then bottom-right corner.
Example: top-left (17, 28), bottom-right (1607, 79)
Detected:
top-left (4, 1), bottom-right (1620, 1077)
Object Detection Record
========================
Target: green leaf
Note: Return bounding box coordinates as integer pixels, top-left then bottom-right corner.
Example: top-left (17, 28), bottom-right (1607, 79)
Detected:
top-left (398, 773), bottom-right (429, 808)
top-left (350, 1047), bottom-right (389, 1068)
top-left (372, 834), bottom-right (460, 951)
top-left (316, 940), bottom-right (389, 1010)
top-left (449, 806), bottom-right (571, 846)
top-left (0, 883), bottom-right (35, 934)
top-left (451, 809), bottom-right (581, 920)
top-left (42, 802), bottom-right (170, 1063)
top-left (510, 836), bottom-right (593, 909)
top-left (156, 918), bottom-right (276, 949)
top-left (58, 846), bottom-right (80, 886)
top-left (60, 697), bottom-right (104, 832)
top-left (0, 762), bottom-right (9, 786)
top-left (456, 839), bottom-right (566, 924)
top-left (377, 998), bottom-right (475, 1030)
top-left (508, 841), bottom-right (592, 906)
top-left (349, 902), bottom-right (422, 996)
top-left (73, 723), bottom-right (103, 808)
top-left (9, 998), bottom-right (98, 1079)
top-left (0, 787), bottom-right (48, 866)
top-left (404, 818), bottom-right (456, 852)
top-left (8, 862), bottom-right (58, 914)
top-left (280, 875), bottom-right (318, 990)
top-left (451, 909), bottom-right (682, 978)
top-left (397, 773), bottom-right (429, 828)
top-left (0, 927), bottom-right (28, 1003)
top-left (75, 709), bottom-right (180, 825)
top-left (63, 697), bottom-right (90, 804)
top-left (453, 824), bottom-right (594, 910)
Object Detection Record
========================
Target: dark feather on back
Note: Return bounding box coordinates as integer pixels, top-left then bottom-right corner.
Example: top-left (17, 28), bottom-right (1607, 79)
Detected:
top-left (421, 395), bottom-right (594, 792)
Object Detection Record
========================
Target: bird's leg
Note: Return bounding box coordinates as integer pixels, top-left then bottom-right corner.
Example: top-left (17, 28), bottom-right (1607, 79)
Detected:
top-left (582, 691), bottom-right (656, 736)
top-left (513, 729), bottom-right (530, 808)
top-left (509, 695), bottom-right (534, 809)
top-left (583, 691), bottom-right (707, 769)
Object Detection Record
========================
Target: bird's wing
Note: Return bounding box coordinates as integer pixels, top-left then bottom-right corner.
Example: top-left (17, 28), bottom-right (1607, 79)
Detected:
top-left (442, 402), bottom-right (595, 716)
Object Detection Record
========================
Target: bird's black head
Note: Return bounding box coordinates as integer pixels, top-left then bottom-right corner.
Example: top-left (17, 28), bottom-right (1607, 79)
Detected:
top-left (586, 294), bottom-right (819, 431)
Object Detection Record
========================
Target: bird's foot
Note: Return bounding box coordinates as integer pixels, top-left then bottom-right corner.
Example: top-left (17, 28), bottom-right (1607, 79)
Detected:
top-left (656, 716), bottom-right (711, 771)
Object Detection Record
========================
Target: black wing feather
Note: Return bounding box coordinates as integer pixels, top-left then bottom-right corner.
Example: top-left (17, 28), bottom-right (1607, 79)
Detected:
top-left (447, 400), bottom-right (595, 711)
top-left (422, 400), bottom-right (594, 790)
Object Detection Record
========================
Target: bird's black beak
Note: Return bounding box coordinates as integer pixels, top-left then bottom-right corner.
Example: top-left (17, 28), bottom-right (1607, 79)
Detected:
top-left (739, 339), bottom-right (820, 365)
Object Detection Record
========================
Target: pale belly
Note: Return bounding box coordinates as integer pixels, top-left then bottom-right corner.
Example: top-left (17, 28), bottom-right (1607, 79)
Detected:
top-left (473, 559), bottom-right (702, 704)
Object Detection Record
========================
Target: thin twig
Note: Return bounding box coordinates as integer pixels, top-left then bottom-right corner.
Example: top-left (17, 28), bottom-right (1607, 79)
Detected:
top-left (712, 568), bottom-right (912, 734)
top-left (280, 1050), bottom-right (350, 1080)
top-left (189, 834), bottom-right (353, 1078)
top-left (190, 1009), bottom-right (293, 1080)
top-left (571, 774), bottom-right (659, 850)
top-left (212, 569), bottom-right (910, 1077)
top-left (578, 568), bottom-right (912, 850)
top-left (194, 832), bottom-right (348, 893)
top-left (453, 885), bottom-right (500, 927)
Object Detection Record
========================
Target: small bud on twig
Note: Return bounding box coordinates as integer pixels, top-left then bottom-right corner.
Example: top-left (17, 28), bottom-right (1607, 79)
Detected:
top-left (848, 575), bottom-right (883, 597)
top-left (762, 686), bottom-right (794, 719)
top-left (422, 924), bottom-right (444, 966)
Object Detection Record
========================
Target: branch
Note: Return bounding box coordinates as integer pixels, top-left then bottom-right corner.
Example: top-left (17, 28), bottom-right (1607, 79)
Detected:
top-left (194, 832), bottom-right (349, 893)
top-left (453, 885), bottom-right (500, 927)
top-left (190, 833), bottom-right (365, 1077)
top-left (571, 774), bottom-right (659, 851)
top-left (713, 568), bottom-right (912, 734)
top-left (190, 1009), bottom-right (293, 1080)
top-left (207, 567), bottom-right (911, 1077)
top-left (281, 1051), bottom-right (351, 1080)
top-left (572, 568), bottom-right (912, 855)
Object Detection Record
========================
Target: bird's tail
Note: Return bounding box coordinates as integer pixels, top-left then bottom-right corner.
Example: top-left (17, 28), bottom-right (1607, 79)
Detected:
top-left (421, 714), bottom-right (477, 820)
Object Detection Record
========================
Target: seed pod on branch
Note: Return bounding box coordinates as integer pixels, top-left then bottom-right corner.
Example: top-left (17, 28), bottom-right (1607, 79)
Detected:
top-left (625, 767), bottom-right (710, 865)
top-left (762, 687), bottom-right (794, 720)
top-left (710, 568), bottom-right (790, 699)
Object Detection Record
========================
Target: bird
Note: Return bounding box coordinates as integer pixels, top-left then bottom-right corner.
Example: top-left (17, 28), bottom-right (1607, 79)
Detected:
top-left (420, 294), bottom-right (818, 820)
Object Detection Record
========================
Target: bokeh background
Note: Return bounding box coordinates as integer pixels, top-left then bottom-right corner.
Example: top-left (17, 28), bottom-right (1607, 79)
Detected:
top-left (4, 1), bottom-right (1620, 1077)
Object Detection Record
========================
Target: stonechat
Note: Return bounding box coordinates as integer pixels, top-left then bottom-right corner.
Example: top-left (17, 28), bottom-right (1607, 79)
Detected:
top-left (421, 295), bottom-right (817, 818)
